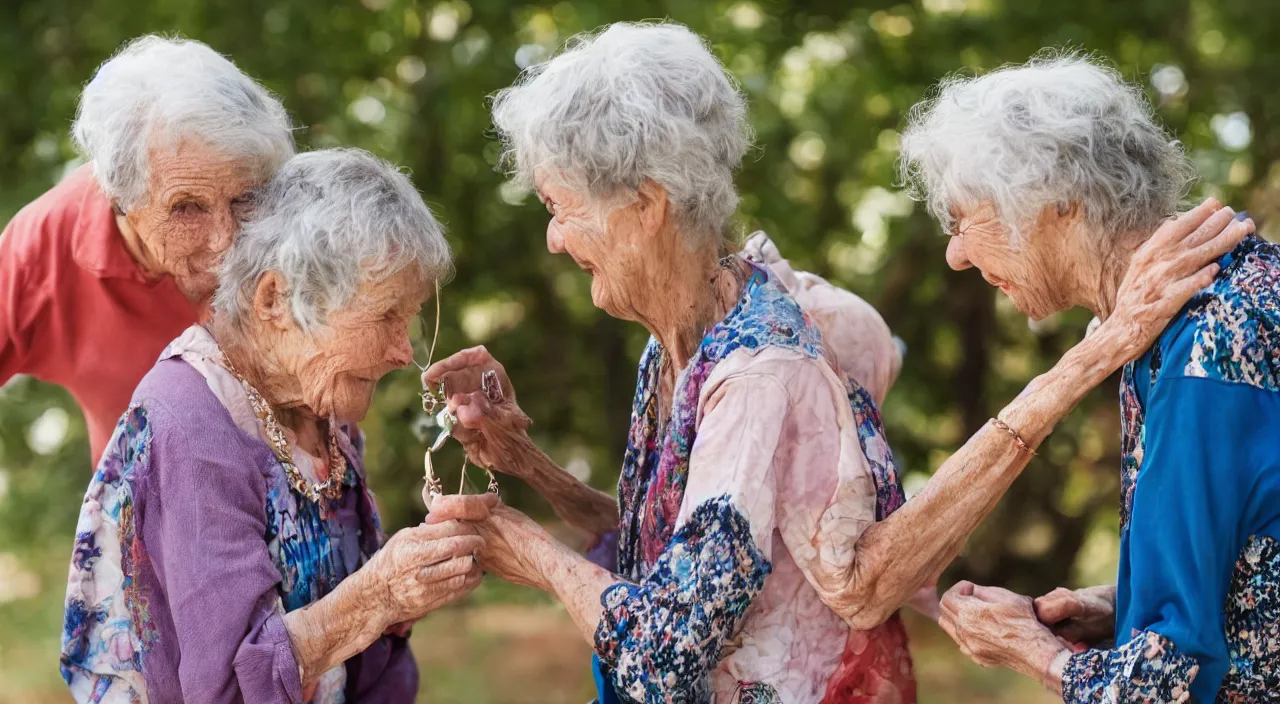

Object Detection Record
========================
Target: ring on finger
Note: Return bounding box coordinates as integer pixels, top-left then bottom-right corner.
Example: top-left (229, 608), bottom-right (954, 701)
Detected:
top-left (482, 370), bottom-right (504, 404)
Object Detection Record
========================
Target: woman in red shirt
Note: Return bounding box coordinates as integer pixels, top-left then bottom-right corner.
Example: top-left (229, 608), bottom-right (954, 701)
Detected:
top-left (0, 35), bottom-right (294, 461)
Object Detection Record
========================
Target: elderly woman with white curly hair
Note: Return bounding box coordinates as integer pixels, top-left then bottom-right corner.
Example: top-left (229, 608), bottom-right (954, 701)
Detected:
top-left (60, 149), bottom-right (487, 703)
top-left (421, 25), bottom-right (1243, 703)
top-left (0, 35), bottom-right (294, 463)
top-left (898, 55), bottom-right (1279, 702)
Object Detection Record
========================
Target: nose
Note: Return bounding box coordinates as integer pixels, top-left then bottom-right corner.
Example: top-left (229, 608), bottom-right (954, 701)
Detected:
top-left (387, 331), bottom-right (414, 368)
top-left (546, 220), bottom-right (565, 254)
top-left (945, 236), bottom-right (972, 271)
top-left (210, 210), bottom-right (237, 254)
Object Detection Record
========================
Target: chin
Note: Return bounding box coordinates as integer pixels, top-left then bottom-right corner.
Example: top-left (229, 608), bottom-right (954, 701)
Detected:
top-left (338, 405), bottom-right (371, 425)
top-left (323, 401), bottom-right (370, 425)
top-left (336, 384), bottom-right (378, 424)
top-left (589, 278), bottom-right (617, 318)
top-left (1009, 293), bottom-right (1060, 322)
top-left (176, 274), bottom-right (217, 304)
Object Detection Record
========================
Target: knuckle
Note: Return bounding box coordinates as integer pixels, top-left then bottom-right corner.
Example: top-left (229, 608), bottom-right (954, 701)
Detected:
top-left (444, 534), bottom-right (481, 556)
top-left (447, 573), bottom-right (470, 591)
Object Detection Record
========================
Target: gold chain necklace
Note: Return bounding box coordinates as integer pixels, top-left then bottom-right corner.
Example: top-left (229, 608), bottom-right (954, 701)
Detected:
top-left (217, 351), bottom-right (347, 502)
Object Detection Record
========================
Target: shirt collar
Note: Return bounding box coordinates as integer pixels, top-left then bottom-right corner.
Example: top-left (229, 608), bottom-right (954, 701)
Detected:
top-left (69, 167), bottom-right (154, 283)
top-left (161, 325), bottom-right (337, 484)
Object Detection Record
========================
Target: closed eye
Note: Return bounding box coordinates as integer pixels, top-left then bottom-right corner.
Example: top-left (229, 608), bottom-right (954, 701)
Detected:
top-left (172, 200), bottom-right (207, 216)
top-left (231, 192), bottom-right (258, 220)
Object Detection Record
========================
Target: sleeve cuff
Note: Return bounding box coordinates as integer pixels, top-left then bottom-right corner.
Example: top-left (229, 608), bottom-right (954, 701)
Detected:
top-left (232, 608), bottom-right (304, 704)
top-left (1062, 630), bottom-right (1199, 704)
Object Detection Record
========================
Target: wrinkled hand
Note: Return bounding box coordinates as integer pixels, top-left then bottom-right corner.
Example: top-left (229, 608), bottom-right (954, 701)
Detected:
top-left (473, 503), bottom-right (558, 591)
top-left (743, 231), bottom-right (802, 292)
top-left (361, 521), bottom-right (484, 627)
top-left (1034, 585), bottom-right (1116, 652)
top-left (382, 495), bottom-right (496, 635)
top-left (1101, 198), bottom-right (1253, 362)
top-left (939, 581), bottom-right (1066, 687)
top-left (423, 346), bottom-right (534, 477)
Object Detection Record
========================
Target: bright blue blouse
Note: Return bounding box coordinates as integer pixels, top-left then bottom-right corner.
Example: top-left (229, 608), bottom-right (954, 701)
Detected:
top-left (1062, 234), bottom-right (1280, 702)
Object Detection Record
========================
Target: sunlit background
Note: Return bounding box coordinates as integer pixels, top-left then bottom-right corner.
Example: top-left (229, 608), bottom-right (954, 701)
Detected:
top-left (2, 0), bottom-right (1278, 701)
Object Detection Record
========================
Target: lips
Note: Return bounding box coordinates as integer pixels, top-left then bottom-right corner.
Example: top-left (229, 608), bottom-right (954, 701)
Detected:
top-left (981, 272), bottom-right (1011, 293)
top-left (569, 254), bottom-right (594, 275)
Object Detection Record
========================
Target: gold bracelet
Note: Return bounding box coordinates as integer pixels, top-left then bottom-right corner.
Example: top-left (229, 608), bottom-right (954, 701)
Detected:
top-left (991, 417), bottom-right (1037, 456)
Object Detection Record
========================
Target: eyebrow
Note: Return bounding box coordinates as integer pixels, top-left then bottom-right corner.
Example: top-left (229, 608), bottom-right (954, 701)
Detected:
top-left (160, 187), bottom-right (220, 206)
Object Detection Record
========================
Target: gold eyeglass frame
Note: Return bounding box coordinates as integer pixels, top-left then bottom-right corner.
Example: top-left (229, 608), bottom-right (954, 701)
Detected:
top-left (414, 279), bottom-right (499, 500)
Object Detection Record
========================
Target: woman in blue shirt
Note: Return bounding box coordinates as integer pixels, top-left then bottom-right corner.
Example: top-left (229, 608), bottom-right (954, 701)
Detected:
top-left (898, 53), bottom-right (1278, 702)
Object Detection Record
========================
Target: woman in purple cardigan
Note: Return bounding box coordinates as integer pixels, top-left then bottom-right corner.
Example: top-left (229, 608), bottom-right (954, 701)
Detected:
top-left (59, 148), bottom-right (484, 703)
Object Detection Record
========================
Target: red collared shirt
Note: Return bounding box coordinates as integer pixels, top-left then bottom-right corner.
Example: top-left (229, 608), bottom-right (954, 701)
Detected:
top-left (0, 167), bottom-right (199, 462)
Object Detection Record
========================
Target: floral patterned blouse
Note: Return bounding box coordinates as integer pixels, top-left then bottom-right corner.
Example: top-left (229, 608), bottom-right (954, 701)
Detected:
top-left (592, 260), bottom-right (916, 703)
top-left (1061, 234), bottom-right (1280, 702)
top-left (60, 326), bottom-right (416, 703)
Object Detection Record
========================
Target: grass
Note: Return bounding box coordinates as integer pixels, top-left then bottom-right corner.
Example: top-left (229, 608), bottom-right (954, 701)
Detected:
top-left (2, 565), bottom-right (1057, 704)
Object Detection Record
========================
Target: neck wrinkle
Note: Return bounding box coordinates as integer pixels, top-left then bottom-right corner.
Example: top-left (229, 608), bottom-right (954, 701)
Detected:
top-left (638, 238), bottom-right (726, 372)
top-left (209, 317), bottom-right (306, 420)
top-left (1077, 230), bottom-right (1147, 321)
top-left (1095, 230), bottom-right (1146, 321)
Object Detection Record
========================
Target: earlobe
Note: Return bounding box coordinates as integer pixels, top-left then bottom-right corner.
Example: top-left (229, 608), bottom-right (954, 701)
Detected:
top-left (636, 178), bottom-right (669, 236)
top-left (252, 271), bottom-right (293, 330)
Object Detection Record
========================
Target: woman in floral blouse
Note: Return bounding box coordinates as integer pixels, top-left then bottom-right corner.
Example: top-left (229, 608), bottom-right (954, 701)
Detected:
top-left (900, 54), bottom-right (1276, 702)
top-left (423, 24), bottom-right (1247, 703)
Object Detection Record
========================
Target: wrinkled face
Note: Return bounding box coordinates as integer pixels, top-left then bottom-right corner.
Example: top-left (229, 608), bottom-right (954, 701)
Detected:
top-left (944, 201), bottom-right (1074, 321)
top-left (289, 267), bottom-right (428, 422)
top-left (125, 139), bottom-right (264, 302)
top-left (535, 171), bottom-right (653, 322)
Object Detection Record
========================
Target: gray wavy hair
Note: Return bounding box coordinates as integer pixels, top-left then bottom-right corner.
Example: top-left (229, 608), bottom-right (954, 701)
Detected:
top-left (491, 21), bottom-right (752, 243)
top-left (213, 149), bottom-right (453, 331)
top-left (898, 52), bottom-right (1197, 245)
top-left (72, 35), bottom-right (295, 212)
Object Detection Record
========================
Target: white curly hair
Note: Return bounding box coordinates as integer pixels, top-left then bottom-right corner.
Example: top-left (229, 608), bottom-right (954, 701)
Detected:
top-left (491, 21), bottom-right (753, 243)
top-left (898, 51), bottom-right (1196, 246)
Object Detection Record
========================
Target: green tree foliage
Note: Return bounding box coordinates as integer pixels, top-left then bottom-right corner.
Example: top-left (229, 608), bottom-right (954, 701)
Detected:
top-left (1, 0), bottom-right (1277, 686)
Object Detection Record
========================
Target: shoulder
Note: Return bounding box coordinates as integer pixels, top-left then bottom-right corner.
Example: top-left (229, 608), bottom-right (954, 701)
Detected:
top-left (0, 167), bottom-right (103, 266)
top-left (703, 346), bottom-right (848, 422)
top-left (1157, 236), bottom-right (1280, 393)
top-left (131, 359), bottom-right (275, 494)
top-left (706, 268), bottom-right (824, 359)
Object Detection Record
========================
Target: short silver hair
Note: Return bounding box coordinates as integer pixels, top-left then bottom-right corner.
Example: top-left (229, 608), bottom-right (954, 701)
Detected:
top-left (898, 52), bottom-right (1196, 244)
top-left (491, 22), bottom-right (752, 242)
top-left (214, 149), bottom-right (453, 331)
top-left (72, 35), bottom-right (295, 211)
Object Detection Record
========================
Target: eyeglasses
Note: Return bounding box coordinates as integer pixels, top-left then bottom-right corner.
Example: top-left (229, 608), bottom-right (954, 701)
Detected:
top-left (412, 280), bottom-right (499, 500)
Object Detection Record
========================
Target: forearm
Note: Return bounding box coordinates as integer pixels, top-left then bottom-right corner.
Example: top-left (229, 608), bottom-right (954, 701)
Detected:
top-left (522, 528), bottom-right (617, 644)
top-left (507, 435), bottom-right (619, 538)
top-left (282, 572), bottom-right (389, 687)
top-left (1043, 650), bottom-right (1070, 698)
top-left (832, 329), bottom-right (1128, 628)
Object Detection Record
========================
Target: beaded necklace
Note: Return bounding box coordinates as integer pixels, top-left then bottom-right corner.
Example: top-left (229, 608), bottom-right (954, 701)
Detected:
top-left (218, 352), bottom-right (346, 502)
